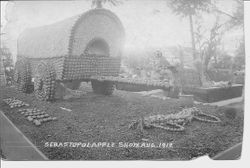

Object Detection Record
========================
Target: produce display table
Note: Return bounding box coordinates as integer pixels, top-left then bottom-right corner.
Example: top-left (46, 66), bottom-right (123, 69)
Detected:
top-left (183, 84), bottom-right (243, 103)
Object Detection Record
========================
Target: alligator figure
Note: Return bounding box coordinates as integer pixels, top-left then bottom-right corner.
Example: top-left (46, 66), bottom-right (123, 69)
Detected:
top-left (129, 107), bottom-right (221, 132)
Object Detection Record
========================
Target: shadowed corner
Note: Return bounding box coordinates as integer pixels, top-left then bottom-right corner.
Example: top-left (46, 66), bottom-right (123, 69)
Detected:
top-left (0, 144), bottom-right (7, 160)
top-left (0, 110), bottom-right (48, 161)
top-left (211, 142), bottom-right (242, 160)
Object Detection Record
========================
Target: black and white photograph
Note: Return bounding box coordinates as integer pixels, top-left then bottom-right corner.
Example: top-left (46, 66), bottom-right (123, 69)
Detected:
top-left (0, 0), bottom-right (246, 161)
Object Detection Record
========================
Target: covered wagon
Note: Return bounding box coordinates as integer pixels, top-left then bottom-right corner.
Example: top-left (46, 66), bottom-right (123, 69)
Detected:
top-left (14, 8), bottom-right (125, 101)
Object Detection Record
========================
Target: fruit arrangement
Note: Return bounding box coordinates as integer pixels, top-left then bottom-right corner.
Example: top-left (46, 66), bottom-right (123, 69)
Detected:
top-left (18, 108), bottom-right (57, 126)
top-left (3, 97), bottom-right (57, 126)
top-left (202, 81), bottom-right (232, 88)
top-left (130, 107), bottom-right (221, 132)
top-left (63, 55), bottom-right (121, 80)
top-left (213, 81), bottom-right (232, 88)
top-left (3, 98), bottom-right (29, 108)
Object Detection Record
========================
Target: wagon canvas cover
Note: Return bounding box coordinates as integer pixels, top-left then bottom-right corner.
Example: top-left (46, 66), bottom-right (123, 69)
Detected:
top-left (18, 8), bottom-right (125, 58)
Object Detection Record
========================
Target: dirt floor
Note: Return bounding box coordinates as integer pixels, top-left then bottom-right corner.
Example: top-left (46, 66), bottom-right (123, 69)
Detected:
top-left (0, 84), bottom-right (244, 160)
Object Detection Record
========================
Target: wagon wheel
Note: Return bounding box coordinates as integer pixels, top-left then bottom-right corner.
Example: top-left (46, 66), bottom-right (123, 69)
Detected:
top-left (14, 59), bottom-right (32, 93)
top-left (34, 62), bottom-right (56, 101)
top-left (91, 80), bottom-right (115, 95)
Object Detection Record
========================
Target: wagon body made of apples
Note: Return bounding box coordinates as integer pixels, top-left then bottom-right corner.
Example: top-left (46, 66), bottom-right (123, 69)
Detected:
top-left (14, 8), bottom-right (125, 101)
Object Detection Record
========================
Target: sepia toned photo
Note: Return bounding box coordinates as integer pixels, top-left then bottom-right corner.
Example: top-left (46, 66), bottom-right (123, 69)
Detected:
top-left (0, 0), bottom-right (245, 161)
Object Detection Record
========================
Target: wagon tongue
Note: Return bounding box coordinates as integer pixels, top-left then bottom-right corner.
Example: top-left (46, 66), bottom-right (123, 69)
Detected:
top-left (90, 76), bottom-right (171, 90)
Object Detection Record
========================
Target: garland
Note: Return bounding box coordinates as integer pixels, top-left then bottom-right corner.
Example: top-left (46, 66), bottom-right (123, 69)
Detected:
top-left (193, 112), bottom-right (221, 123)
top-left (148, 122), bottom-right (185, 132)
